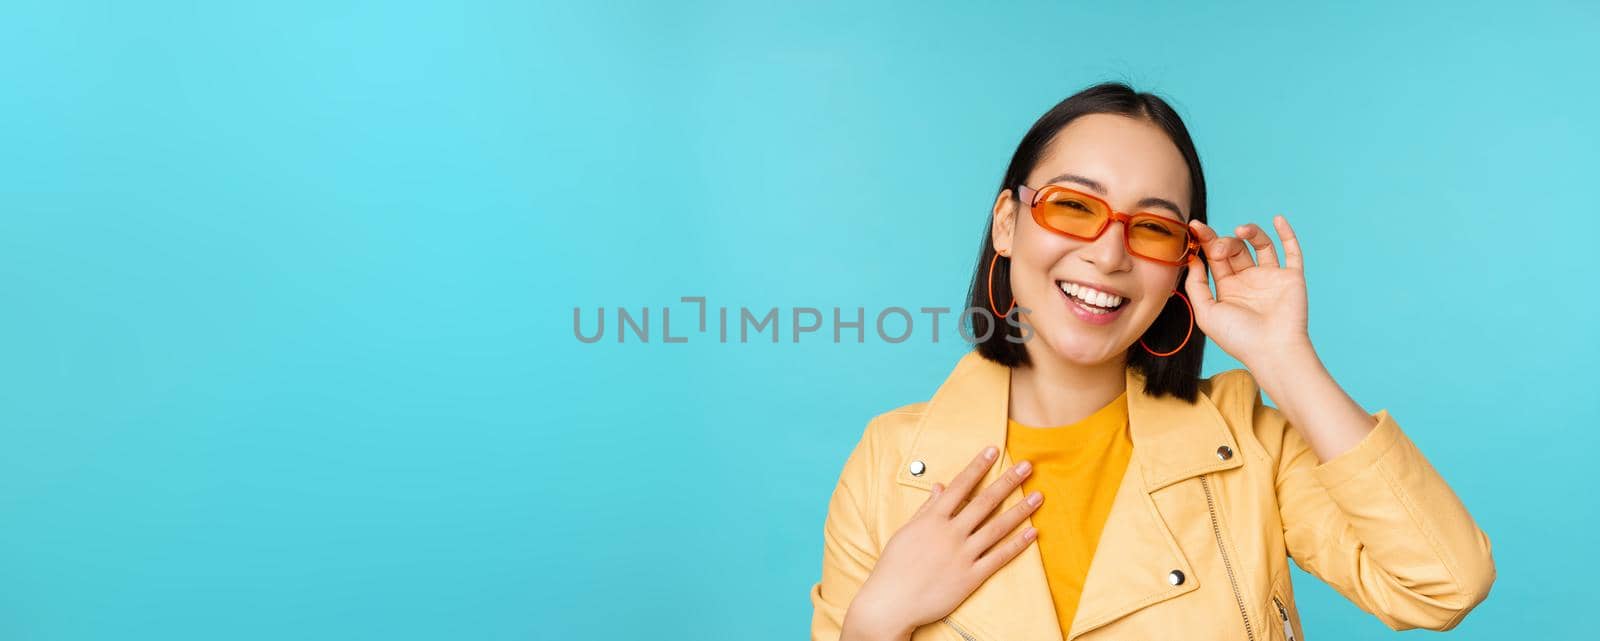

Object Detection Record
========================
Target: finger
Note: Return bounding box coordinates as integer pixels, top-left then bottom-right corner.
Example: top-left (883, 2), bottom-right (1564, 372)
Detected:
top-left (1274, 215), bottom-right (1304, 271)
top-left (1183, 254), bottom-right (1217, 320)
top-left (914, 482), bottom-right (944, 516)
top-left (1221, 236), bottom-right (1254, 274)
top-left (974, 524), bottom-right (1039, 576)
top-left (932, 446), bottom-right (1000, 517)
top-left (953, 459), bottom-right (1033, 532)
top-left (1188, 221), bottom-right (1236, 280)
top-left (969, 490), bottom-right (1043, 553)
top-left (1236, 222), bottom-right (1281, 269)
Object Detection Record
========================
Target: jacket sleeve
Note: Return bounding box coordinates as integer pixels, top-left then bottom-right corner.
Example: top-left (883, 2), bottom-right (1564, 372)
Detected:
top-left (809, 418), bottom-right (883, 641)
top-left (1261, 388), bottom-right (1496, 631)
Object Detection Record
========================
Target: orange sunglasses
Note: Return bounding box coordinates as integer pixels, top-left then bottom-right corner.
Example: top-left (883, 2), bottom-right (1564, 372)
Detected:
top-left (1017, 184), bottom-right (1200, 266)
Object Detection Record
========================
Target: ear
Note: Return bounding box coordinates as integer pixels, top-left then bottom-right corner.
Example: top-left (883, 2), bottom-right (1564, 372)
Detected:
top-left (991, 188), bottom-right (1018, 256)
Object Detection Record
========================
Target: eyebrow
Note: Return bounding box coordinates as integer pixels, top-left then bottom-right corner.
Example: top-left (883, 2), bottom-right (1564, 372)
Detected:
top-left (1042, 173), bottom-right (1188, 221)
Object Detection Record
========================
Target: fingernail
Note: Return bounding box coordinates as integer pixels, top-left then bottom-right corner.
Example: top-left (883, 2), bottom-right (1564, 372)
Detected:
top-left (1015, 460), bottom-right (1032, 476)
top-left (983, 446), bottom-right (998, 460)
top-left (1027, 491), bottom-right (1043, 506)
top-left (1023, 527), bottom-right (1038, 540)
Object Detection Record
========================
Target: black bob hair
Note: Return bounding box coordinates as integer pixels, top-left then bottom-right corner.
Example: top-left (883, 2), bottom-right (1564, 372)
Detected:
top-left (965, 82), bottom-right (1209, 402)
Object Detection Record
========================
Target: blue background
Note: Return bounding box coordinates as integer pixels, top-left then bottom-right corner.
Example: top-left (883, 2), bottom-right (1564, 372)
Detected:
top-left (1, 1), bottom-right (1594, 638)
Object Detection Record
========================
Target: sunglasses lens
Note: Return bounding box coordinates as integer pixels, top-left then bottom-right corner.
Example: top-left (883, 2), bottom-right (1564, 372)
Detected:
top-left (1036, 191), bottom-right (1109, 237)
top-left (1127, 216), bottom-right (1191, 262)
top-left (1032, 187), bottom-right (1191, 263)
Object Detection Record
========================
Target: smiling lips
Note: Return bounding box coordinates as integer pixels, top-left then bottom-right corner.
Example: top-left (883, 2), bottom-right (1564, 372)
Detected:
top-left (1057, 280), bottom-right (1128, 311)
top-left (1053, 280), bottom-right (1130, 326)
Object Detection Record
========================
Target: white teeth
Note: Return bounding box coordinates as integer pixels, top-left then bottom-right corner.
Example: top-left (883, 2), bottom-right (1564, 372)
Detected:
top-left (1058, 282), bottom-right (1124, 309)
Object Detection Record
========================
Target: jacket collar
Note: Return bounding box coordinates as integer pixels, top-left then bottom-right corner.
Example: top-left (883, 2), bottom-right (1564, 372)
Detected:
top-left (894, 351), bottom-right (1243, 640)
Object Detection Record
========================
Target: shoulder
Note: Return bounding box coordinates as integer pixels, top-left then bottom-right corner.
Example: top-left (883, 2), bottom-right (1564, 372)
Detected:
top-left (835, 401), bottom-right (929, 484)
top-left (1198, 367), bottom-right (1265, 413)
top-left (1197, 367), bottom-right (1295, 462)
top-left (829, 402), bottom-right (928, 506)
top-left (860, 401), bottom-right (929, 451)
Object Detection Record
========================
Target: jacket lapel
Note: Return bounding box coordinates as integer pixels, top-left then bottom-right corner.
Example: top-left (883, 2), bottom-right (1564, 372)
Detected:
top-left (1065, 365), bottom-right (1242, 638)
top-left (893, 352), bottom-right (1243, 641)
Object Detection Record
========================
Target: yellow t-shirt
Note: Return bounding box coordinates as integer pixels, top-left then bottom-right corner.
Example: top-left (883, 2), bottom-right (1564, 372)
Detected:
top-left (1005, 390), bottom-right (1133, 636)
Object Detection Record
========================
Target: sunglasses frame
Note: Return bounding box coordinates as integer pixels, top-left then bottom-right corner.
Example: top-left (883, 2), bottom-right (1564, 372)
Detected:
top-left (1017, 184), bottom-right (1200, 267)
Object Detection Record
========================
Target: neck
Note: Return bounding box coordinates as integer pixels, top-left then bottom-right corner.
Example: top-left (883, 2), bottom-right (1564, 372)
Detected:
top-left (1009, 349), bottom-right (1127, 428)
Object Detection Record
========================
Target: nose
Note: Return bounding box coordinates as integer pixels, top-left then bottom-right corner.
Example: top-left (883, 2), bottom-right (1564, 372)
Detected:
top-left (1081, 219), bottom-right (1133, 272)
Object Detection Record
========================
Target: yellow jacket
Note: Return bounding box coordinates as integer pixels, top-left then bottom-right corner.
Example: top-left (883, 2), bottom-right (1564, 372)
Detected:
top-left (810, 351), bottom-right (1494, 640)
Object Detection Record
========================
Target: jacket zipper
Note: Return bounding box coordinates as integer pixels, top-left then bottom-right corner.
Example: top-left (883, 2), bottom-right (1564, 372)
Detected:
top-left (943, 616), bottom-right (980, 641)
top-left (1271, 596), bottom-right (1295, 641)
top-left (1200, 475), bottom-right (1255, 641)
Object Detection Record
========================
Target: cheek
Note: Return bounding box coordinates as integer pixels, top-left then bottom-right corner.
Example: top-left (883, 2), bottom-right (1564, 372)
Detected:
top-left (1153, 264), bottom-right (1184, 293)
top-left (1134, 268), bottom-right (1183, 313)
top-left (1011, 236), bottom-right (1074, 296)
top-left (1012, 256), bottom-right (1057, 301)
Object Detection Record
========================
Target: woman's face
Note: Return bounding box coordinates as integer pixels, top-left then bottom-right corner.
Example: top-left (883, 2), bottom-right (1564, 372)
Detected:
top-left (991, 113), bottom-right (1194, 367)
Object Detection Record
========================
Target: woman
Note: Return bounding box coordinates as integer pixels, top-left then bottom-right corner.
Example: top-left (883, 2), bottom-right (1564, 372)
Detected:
top-left (809, 83), bottom-right (1494, 641)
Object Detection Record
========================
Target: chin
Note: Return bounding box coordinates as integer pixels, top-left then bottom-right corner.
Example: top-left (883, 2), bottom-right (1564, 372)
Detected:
top-left (1031, 324), bottom-right (1126, 366)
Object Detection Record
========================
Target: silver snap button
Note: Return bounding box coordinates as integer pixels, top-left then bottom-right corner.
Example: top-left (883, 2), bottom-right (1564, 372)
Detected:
top-left (1216, 445), bottom-right (1234, 461)
top-left (1168, 569), bottom-right (1185, 586)
top-left (909, 460), bottom-right (926, 476)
